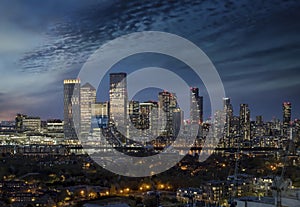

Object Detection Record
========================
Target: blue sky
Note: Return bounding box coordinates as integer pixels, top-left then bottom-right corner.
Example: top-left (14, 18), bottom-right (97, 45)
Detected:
top-left (0, 0), bottom-right (300, 121)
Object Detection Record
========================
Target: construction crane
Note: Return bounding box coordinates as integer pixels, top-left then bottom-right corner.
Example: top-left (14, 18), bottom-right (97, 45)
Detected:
top-left (271, 126), bottom-right (294, 207)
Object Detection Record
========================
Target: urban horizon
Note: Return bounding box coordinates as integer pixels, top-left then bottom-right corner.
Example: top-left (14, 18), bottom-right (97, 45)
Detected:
top-left (1, 1), bottom-right (300, 206)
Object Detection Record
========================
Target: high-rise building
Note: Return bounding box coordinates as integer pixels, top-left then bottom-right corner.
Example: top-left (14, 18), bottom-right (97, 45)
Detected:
top-left (128, 100), bottom-right (140, 129)
top-left (139, 101), bottom-right (159, 130)
top-left (172, 107), bottom-right (183, 138)
top-left (282, 102), bottom-right (292, 137)
top-left (190, 87), bottom-right (203, 124)
top-left (239, 104), bottom-right (251, 144)
top-left (64, 79), bottom-right (81, 140)
top-left (222, 98), bottom-right (233, 148)
top-left (158, 91), bottom-right (177, 138)
top-left (109, 73), bottom-right (127, 130)
top-left (283, 102), bottom-right (292, 128)
top-left (80, 82), bottom-right (96, 139)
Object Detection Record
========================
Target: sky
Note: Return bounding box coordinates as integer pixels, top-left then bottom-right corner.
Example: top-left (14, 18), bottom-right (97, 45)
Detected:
top-left (0, 0), bottom-right (300, 121)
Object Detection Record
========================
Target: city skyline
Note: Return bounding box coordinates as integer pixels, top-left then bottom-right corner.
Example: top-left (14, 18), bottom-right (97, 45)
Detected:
top-left (1, 79), bottom-right (298, 125)
top-left (1, 1), bottom-right (300, 206)
top-left (3, 75), bottom-right (298, 129)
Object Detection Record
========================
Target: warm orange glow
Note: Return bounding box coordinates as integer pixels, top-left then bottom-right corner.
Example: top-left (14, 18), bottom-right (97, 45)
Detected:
top-left (80, 190), bottom-right (85, 196)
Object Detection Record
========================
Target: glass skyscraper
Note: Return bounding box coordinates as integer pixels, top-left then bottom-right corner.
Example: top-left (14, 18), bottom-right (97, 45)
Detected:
top-left (109, 73), bottom-right (127, 130)
top-left (190, 87), bottom-right (203, 124)
top-left (283, 102), bottom-right (292, 136)
top-left (80, 82), bottom-right (96, 139)
top-left (239, 104), bottom-right (251, 143)
top-left (63, 79), bottom-right (81, 140)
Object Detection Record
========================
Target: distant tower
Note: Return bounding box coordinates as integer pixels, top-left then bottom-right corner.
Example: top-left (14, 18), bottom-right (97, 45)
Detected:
top-left (223, 98), bottom-right (233, 147)
top-left (239, 104), bottom-right (250, 144)
top-left (109, 73), bottom-right (127, 129)
top-left (256, 115), bottom-right (263, 126)
top-left (190, 87), bottom-right (203, 124)
top-left (64, 79), bottom-right (81, 140)
top-left (282, 102), bottom-right (292, 136)
top-left (80, 82), bottom-right (96, 139)
top-left (158, 91), bottom-right (177, 138)
top-left (128, 100), bottom-right (140, 129)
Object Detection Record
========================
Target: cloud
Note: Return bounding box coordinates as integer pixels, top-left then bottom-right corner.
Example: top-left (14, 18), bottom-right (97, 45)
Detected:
top-left (1, 0), bottom-right (300, 120)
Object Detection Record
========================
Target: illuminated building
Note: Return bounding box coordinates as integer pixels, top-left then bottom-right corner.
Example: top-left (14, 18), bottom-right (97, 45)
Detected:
top-left (109, 73), bottom-right (127, 130)
top-left (128, 100), bottom-right (140, 129)
top-left (140, 101), bottom-right (159, 135)
top-left (190, 87), bottom-right (203, 124)
top-left (158, 91), bottom-right (177, 138)
top-left (239, 104), bottom-right (251, 144)
top-left (46, 119), bottom-right (64, 139)
top-left (283, 102), bottom-right (292, 128)
top-left (91, 102), bottom-right (109, 129)
top-left (23, 117), bottom-right (41, 132)
top-left (63, 79), bottom-right (81, 140)
top-left (223, 98), bottom-right (233, 148)
top-left (80, 82), bottom-right (96, 139)
top-left (15, 113), bottom-right (27, 131)
top-left (15, 114), bottom-right (41, 132)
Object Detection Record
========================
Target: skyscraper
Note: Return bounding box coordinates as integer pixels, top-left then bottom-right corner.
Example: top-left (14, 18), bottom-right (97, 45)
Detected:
top-left (282, 102), bottom-right (292, 137)
top-left (223, 97), bottom-right (233, 148)
top-left (109, 73), bottom-right (127, 130)
top-left (283, 102), bottom-right (292, 128)
top-left (80, 82), bottom-right (96, 139)
top-left (158, 91), bottom-right (177, 138)
top-left (128, 100), bottom-right (140, 129)
top-left (190, 87), bottom-right (203, 124)
top-left (64, 79), bottom-right (81, 140)
top-left (239, 104), bottom-right (251, 143)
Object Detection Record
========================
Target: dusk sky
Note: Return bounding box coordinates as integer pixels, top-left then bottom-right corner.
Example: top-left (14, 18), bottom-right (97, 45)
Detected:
top-left (0, 0), bottom-right (300, 121)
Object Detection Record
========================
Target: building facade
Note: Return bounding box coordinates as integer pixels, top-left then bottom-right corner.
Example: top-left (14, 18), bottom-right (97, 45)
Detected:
top-left (64, 79), bottom-right (81, 140)
top-left (109, 73), bottom-right (127, 130)
top-left (80, 83), bottom-right (96, 139)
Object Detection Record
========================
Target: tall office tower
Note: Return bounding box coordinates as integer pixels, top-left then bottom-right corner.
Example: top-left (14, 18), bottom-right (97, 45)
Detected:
top-left (231, 116), bottom-right (240, 147)
top-left (158, 91), bottom-right (177, 138)
top-left (283, 102), bottom-right (292, 128)
top-left (282, 102), bottom-right (292, 136)
top-left (139, 101), bottom-right (159, 130)
top-left (223, 98), bottom-right (233, 147)
top-left (109, 73), bottom-right (127, 130)
top-left (239, 104), bottom-right (251, 144)
top-left (64, 79), bottom-right (81, 140)
top-left (128, 100), bottom-right (140, 129)
top-left (190, 87), bottom-right (203, 124)
top-left (80, 83), bottom-right (96, 139)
